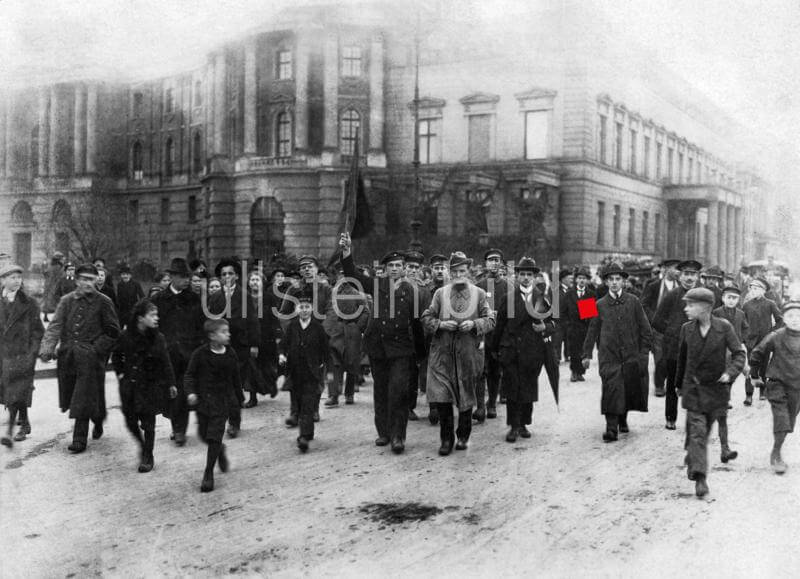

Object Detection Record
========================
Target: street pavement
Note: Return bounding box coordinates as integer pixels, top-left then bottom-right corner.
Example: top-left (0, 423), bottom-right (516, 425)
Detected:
top-left (1, 361), bottom-right (799, 578)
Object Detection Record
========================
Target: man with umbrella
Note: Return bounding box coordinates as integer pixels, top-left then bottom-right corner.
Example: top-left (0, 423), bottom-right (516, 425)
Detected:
top-left (582, 263), bottom-right (652, 442)
top-left (490, 257), bottom-right (558, 443)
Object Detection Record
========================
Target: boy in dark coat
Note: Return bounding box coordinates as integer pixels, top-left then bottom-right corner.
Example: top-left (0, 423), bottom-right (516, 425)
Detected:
top-left (279, 288), bottom-right (330, 452)
top-left (750, 301), bottom-right (800, 474)
top-left (0, 264), bottom-right (44, 446)
top-left (115, 264), bottom-right (145, 328)
top-left (742, 277), bottom-right (783, 404)
top-left (112, 299), bottom-right (177, 472)
top-left (185, 319), bottom-right (243, 492)
top-left (676, 288), bottom-right (746, 497)
top-left (582, 263), bottom-right (652, 442)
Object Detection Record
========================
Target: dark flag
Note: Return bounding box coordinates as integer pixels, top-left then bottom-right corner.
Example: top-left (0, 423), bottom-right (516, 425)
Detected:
top-left (329, 134), bottom-right (372, 266)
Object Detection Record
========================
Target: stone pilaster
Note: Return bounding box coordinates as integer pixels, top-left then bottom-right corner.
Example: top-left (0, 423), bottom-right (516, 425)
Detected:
top-left (322, 31), bottom-right (339, 160)
top-left (48, 86), bottom-right (60, 176)
top-left (213, 52), bottom-right (227, 155)
top-left (367, 33), bottom-right (385, 167)
top-left (717, 201), bottom-right (728, 271)
top-left (727, 204), bottom-right (736, 272)
top-left (243, 40), bottom-right (257, 155)
top-left (0, 100), bottom-right (6, 177)
top-left (38, 88), bottom-right (49, 176)
top-left (735, 206), bottom-right (744, 269)
top-left (3, 99), bottom-right (13, 178)
top-left (86, 84), bottom-right (98, 173)
top-left (73, 85), bottom-right (86, 174)
top-left (294, 31), bottom-right (310, 153)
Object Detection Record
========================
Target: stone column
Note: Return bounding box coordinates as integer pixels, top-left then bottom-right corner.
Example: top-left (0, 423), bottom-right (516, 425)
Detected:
top-left (213, 52), bottom-right (227, 155)
top-left (3, 99), bottom-right (13, 178)
top-left (735, 206), bottom-right (744, 269)
top-left (38, 88), bottom-right (49, 176)
top-left (73, 85), bottom-right (86, 174)
top-left (717, 201), bottom-right (728, 271)
top-left (367, 33), bottom-right (385, 166)
top-left (294, 31), bottom-right (310, 153)
top-left (706, 201), bottom-right (718, 266)
top-left (322, 32), bottom-right (339, 155)
top-left (86, 84), bottom-right (98, 173)
top-left (48, 86), bottom-right (60, 176)
top-left (243, 40), bottom-right (257, 155)
top-left (727, 204), bottom-right (736, 272)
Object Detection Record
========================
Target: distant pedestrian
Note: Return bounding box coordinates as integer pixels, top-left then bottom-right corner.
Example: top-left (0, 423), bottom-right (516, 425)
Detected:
top-left (0, 264), bottom-right (44, 447)
top-left (115, 264), bottom-right (145, 328)
top-left (54, 262), bottom-right (77, 304)
top-left (564, 267), bottom-right (595, 383)
top-left (95, 267), bottom-right (117, 309)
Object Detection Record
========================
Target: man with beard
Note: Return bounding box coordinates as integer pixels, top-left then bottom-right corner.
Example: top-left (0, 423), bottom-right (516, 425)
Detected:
top-left (652, 259), bottom-right (702, 430)
top-left (403, 251), bottom-right (430, 421)
top-left (641, 258), bottom-right (681, 397)
top-left (151, 258), bottom-right (206, 446)
top-left (565, 267), bottom-right (595, 382)
top-left (475, 248), bottom-right (509, 421)
top-left (339, 233), bottom-right (425, 454)
top-left (582, 263), bottom-right (652, 442)
top-left (423, 252), bottom-right (494, 454)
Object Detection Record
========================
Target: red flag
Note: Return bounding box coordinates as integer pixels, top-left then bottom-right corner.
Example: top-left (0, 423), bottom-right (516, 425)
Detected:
top-left (578, 297), bottom-right (599, 320)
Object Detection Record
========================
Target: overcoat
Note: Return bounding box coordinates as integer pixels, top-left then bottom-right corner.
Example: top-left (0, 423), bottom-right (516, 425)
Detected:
top-left (565, 286), bottom-right (596, 360)
top-left (652, 285), bottom-right (690, 360)
top-left (742, 297), bottom-right (783, 351)
top-left (0, 290), bottom-right (44, 407)
top-left (712, 306), bottom-right (749, 343)
top-left (328, 281), bottom-right (369, 374)
top-left (490, 285), bottom-right (555, 404)
top-left (40, 290), bottom-right (120, 419)
top-left (112, 328), bottom-right (176, 415)
top-left (150, 286), bottom-right (205, 375)
top-left (281, 318), bottom-right (330, 393)
top-left (676, 318), bottom-right (746, 414)
top-left (583, 291), bottom-right (652, 415)
top-left (248, 286), bottom-right (284, 393)
top-left (422, 282), bottom-right (494, 411)
top-left (116, 279), bottom-right (145, 327)
top-left (184, 344), bottom-right (242, 417)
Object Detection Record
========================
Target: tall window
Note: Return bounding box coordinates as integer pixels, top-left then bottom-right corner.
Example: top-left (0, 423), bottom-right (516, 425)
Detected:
top-left (30, 125), bottom-right (40, 177)
top-left (697, 162), bottom-right (703, 183)
top-left (418, 118), bottom-right (439, 164)
top-left (133, 92), bottom-right (144, 117)
top-left (276, 112), bottom-right (292, 157)
top-left (342, 45), bottom-right (363, 77)
top-left (598, 114), bottom-right (608, 164)
top-left (667, 147), bottom-right (674, 182)
top-left (614, 122), bottom-right (623, 170)
top-left (628, 208), bottom-right (636, 248)
top-left (597, 201), bottom-right (606, 245)
top-left (193, 81), bottom-right (202, 106)
top-left (468, 114), bottom-right (491, 163)
top-left (164, 138), bottom-right (175, 177)
top-left (132, 142), bottom-right (143, 181)
top-left (524, 110), bottom-right (549, 160)
top-left (160, 197), bottom-right (170, 224)
top-left (165, 88), bottom-right (174, 114)
top-left (340, 109), bottom-right (360, 155)
top-left (188, 195), bottom-right (197, 223)
top-left (629, 129), bottom-right (637, 174)
top-left (687, 157), bottom-right (694, 183)
top-left (643, 136), bottom-right (651, 179)
top-left (678, 152), bottom-right (684, 183)
top-left (192, 132), bottom-right (203, 175)
top-left (655, 213), bottom-right (662, 252)
top-left (656, 142), bottom-right (663, 180)
top-left (277, 50), bottom-right (292, 80)
top-left (642, 210), bottom-right (649, 249)
top-left (613, 204), bottom-right (621, 247)
top-left (128, 199), bottom-right (139, 224)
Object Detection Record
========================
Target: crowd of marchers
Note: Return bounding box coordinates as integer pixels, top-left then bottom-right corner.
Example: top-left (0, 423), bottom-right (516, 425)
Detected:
top-left (0, 236), bottom-right (797, 499)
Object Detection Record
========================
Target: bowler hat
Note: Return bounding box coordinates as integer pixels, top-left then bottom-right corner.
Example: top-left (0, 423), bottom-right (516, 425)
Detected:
top-left (0, 263), bottom-right (23, 278)
top-left (484, 248), bottom-right (504, 262)
top-left (682, 287), bottom-right (715, 305)
top-left (677, 260), bottom-right (703, 273)
top-left (404, 250), bottom-right (425, 265)
top-left (601, 263), bottom-right (629, 279)
top-left (574, 267), bottom-right (591, 279)
top-left (514, 257), bottom-right (539, 273)
top-left (429, 253), bottom-right (448, 265)
top-left (75, 263), bottom-right (99, 278)
top-left (380, 251), bottom-right (406, 265)
top-left (167, 258), bottom-right (192, 277)
top-left (214, 257), bottom-right (242, 278)
top-left (559, 268), bottom-right (573, 280)
top-left (449, 251), bottom-right (473, 269)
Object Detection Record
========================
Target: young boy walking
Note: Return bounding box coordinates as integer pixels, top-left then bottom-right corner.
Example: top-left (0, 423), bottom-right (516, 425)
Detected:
top-left (279, 289), bottom-right (329, 452)
top-left (743, 277), bottom-right (783, 404)
top-left (676, 288), bottom-right (746, 498)
top-left (749, 301), bottom-right (800, 474)
top-left (185, 319), bottom-right (243, 492)
top-left (112, 299), bottom-right (177, 472)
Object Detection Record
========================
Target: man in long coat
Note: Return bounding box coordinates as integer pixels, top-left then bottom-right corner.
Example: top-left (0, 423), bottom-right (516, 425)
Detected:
top-left (565, 267), bottom-right (595, 382)
top-left (475, 248), bottom-right (508, 421)
top-left (640, 258), bottom-right (681, 397)
top-left (490, 257), bottom-right (555, 442)
top-left (40, 264), bottom-right (121, 453)
top-left (583, 263), bottom-right (652, 442)
top-left (423, 253), bottom-right (449, 425)
top-left (422, 252), bottom-right (494, 454)
top-left (403, 250), bottom-right (431, 420)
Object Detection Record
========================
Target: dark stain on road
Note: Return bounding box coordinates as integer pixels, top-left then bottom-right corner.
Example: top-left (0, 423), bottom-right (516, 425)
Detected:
top-left (5, 432), bottom-right (68, 469)
top-left (207, 505), bottom-right (243, 517)
top-left (359, 502), bottom-right (445, 524)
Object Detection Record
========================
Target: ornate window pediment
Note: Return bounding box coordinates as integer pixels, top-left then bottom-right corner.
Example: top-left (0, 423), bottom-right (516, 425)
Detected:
top-left (460, 92), bottom-right (499, 114)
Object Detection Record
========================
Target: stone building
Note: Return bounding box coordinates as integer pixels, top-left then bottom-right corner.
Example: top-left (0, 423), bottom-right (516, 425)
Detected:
top-left (0, 0), bottom-right (776, 272)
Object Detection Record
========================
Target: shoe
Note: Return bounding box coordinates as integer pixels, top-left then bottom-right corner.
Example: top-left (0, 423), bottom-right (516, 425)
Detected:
top-left (345, 396), bottom-right (354, 405)
top-left (428, 407), bottom-right (439, 425)
top-left (375, 436), bottom-right (390, 447)
top-left (13, 429), bottom-right (27, 442)
top-left (518, 426), bottom-right (532, 439)
top-left (695, 476), bottom-right (709, 498)
top-left (759, 392), bottom-right (767, 401)
top-left (602, 430), bottom-right (618, 443)
top-left (324, 397), bottom-right (339, 407)
top-left (68, 441), bottom-right (86, 453)
top-left (92, 423), bottom-right (104, 440)
top-left (285, 414), bottom-right (298, 427)
top-left (727, 403), bottom-right (733, 410)
top-left (505, 428), bottom-right (518, 443)
top-left (244, 398), bottom-right (258, 408)
top-left (297, 436), bottom-right (309, 453)
top-left (772, 451), bottom-right (787, 474)
top-left (138, 454), bottom-right (154, 473)
top-left (19, 422), bottom-right (31, 435)
top-left (455, 438), bottom-right (468, 450)
top-left (744, 395), bottom-right (753, 406)
top-left (721, 449), bottom-right (738, 463)
top-left (570, 372), bottom-right (579, 382)
top-left (408, 409), bottom-right (419, 421)
top-left (227, 425), bottom-right (240, 438)
top-left (665, 421), bottom-right (676, 430)
top-left (174, 432), bottom-right (187, 446)
top-left (486, 406), bottom-right (497, 419)
top-left (438, 438), bottom-right (454, 456)
top-left (313, 412), bottom-right (320, 423)
top-left (576, 375), bottom-right (586, 382)
top-left (654, 386), bottom-right (666, 397)
top-left (170, 432), bottom-right (176, 441)
top-left (618, 424), bottom-right (629, 434)
top-left (473, 408), bottom-right (486, 423)
top-left (200, 473), bottom-right (214, 492)
top-left (390, 437), bottom-right (405, 454)
top-left (1, 435), bottom-right (12, 448)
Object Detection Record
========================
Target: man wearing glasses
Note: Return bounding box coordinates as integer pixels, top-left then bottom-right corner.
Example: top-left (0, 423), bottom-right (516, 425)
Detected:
top-left (40, 264), bottom-right (121, 453)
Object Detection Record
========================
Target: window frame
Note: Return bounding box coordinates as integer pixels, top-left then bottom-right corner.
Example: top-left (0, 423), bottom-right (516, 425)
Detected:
top-left (275, 112), bottom-right (293, 158)
top-left (341, 45), bottom-right (363, 77)
top-left (276, 49), bottom-right (293, 80)
top-left (340, 109), bottom-right (361, 155)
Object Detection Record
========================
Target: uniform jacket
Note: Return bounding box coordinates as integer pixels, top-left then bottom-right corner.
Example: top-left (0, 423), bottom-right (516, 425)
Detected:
top-left (490, 285), bottom-right (556, 404)
top-left (422, 282), bottom-right (495, 411)
top-left (40, 289), bottom-right (121, 419)
top-left (749, 328), bottom-right (800, 386)
top-left (341, 254), bottom-right (425, 360)
top-left (652, 285), bottom-right (691, 360)
top-left (280, 318), bottom-right (330, 392)
top-left (712, 306), bottom-right (749, 343)
top-left (184, 344), bottom-right (242, 416)
top-left (742, 297), bottom-right (782, 350)
top-left (151, 286), bottom-right (206, 375)
top-left (583, 291), bottom-right (652, 415)
top-left (112, 327), bottom-right (176, 415)
top-left (676, 317), bottom-right (746, 413)
top-left (0, 290), bottom-right (44, 407)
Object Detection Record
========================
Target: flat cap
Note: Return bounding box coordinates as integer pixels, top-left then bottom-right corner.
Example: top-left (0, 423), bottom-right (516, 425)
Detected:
top-left (678, 259), bottom-right (703, 272)
top-left (721, 284), bottom-right (741, 295)
top-left (601, 263), bottom-right (629, 279)
top-left (380, 251), bottom-right (406, 265)
top-left (0, 263), bottom-right (23, 278)
top-left (749, 276), bottom-right (770, 291)
top-left (483, 248), bottom-right (504, 262)
top-left (682, 287), bottom-right (715, 305)
top-left (75, 263), bottom-right (99, 277)
top-left (702, 265), bottom-right (724, 278)
top-left (429, 253), bottom-right (448, 265)
top-left (404, 250), bottom-right (425, 265)
top-left (297, 255), bottom-right (319, 267)
top-left (660, 258), bottom-right (681, 267)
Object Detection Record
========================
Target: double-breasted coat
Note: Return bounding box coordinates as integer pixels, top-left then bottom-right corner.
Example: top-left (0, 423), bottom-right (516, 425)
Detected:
top-left (652, 285), bottom-right (690, 360)
top-left (40, 290), bottom-right (121, 419)
top-left (490, 286), bottom-right (556, 404)
top-left (0, 290), bottom-right (44, 408)
top-left (422, 282), bottom-right (495, 411)
top-left (565, 286), bottom-right (596, 361)
top-left (582, 292), bottom-right (652, 415)
top-left (112, 328), bottom-right (176, 416)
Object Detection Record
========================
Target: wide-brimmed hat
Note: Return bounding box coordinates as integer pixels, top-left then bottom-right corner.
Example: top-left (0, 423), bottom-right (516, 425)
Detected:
top-left (659, 258), bottom-right (681, 268)
top-left (574, 267), bottom-right (591, 279)
top-left (0, 263), bottom-right (23, 278)
top-left (214, 257), bottom-right (241, 278)
top-left (514, 257), bottom-right (539, 273)
top-left (167, 258), bottom-right (192, 277)
top-left (449, 251), bottom-right (473, 269)
top-left (677, 260), bottom-right (703, 273)
top-left (601, 263), bottom-right (629, 279)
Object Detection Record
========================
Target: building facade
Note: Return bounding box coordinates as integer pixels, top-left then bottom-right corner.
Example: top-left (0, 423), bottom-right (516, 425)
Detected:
top-left (0, 1), bottom-right (775, 272)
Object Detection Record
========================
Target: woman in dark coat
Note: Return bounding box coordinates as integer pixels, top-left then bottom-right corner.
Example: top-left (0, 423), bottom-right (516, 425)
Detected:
top-left (244, 271), bottom-right (282, 407)
top-left (0, 264), bottom-right (44, 446)
top-left (112, 299), bottom-right (177, 472)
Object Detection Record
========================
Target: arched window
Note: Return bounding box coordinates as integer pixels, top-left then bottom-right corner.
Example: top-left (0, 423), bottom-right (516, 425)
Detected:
top-left (192, 132), bottom-right (203, 175)
top-left (275, 112), bottom-right (292, 158)
top-left (11, 201), bottom-right (34, 225)
top-left (132, 141), bottom-right (143, 180)
top-left (193, 81), bottom-right (202, 106)
top-left (30, 125), bottom-right (39, 177)
top-left (250, 197), bottom-right (285, 260)
top-left (340, 109), bottom-right (360, 155)
top-left (165, 138), bottom-right (175, 178)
